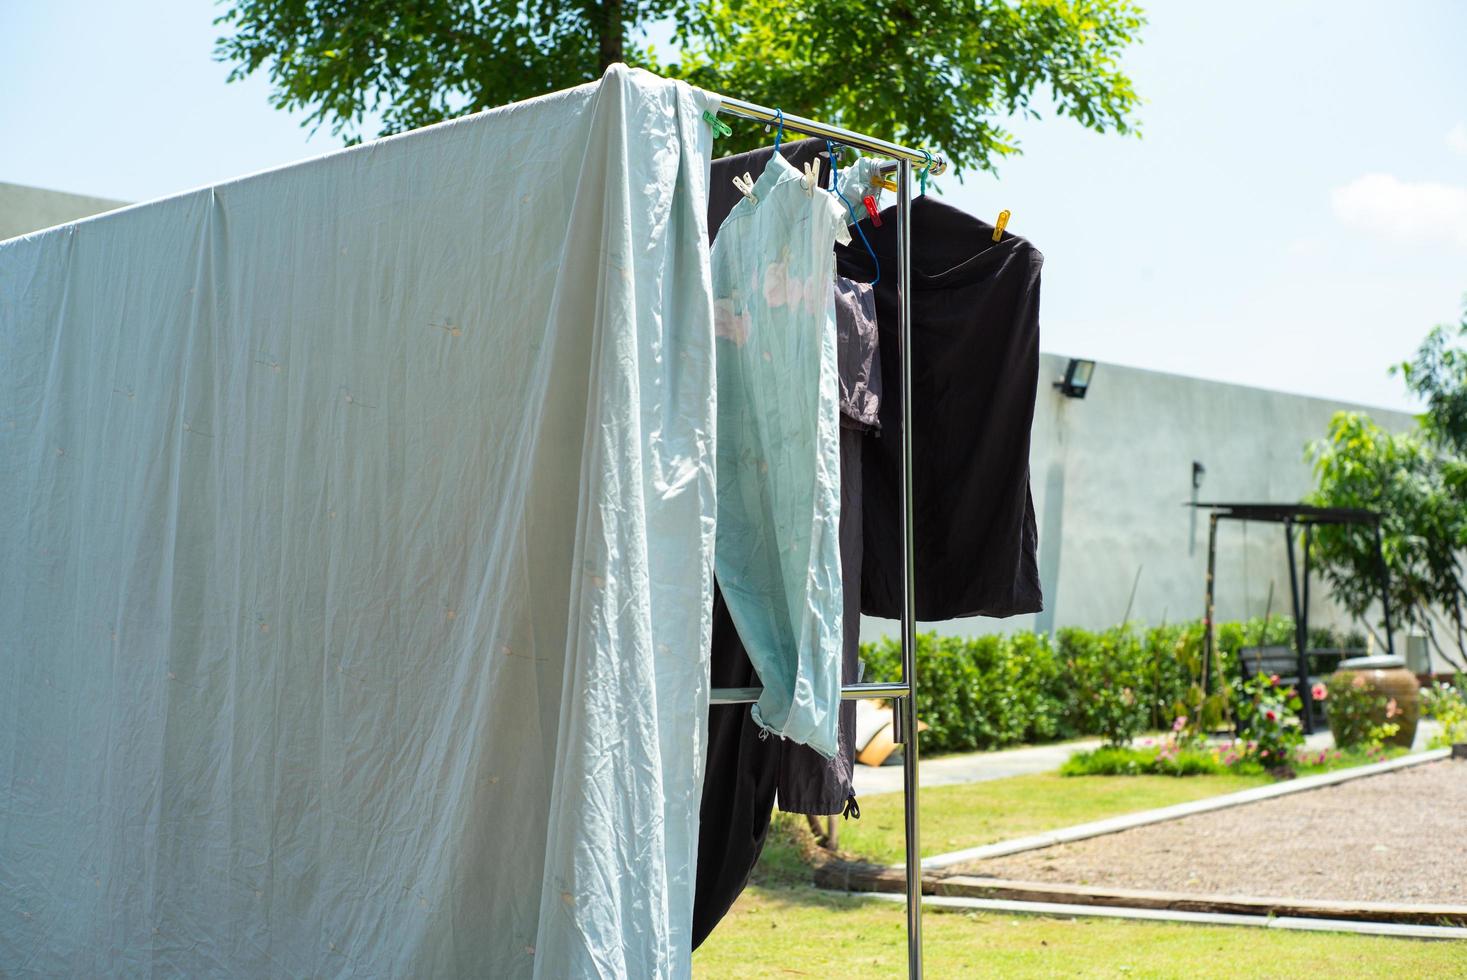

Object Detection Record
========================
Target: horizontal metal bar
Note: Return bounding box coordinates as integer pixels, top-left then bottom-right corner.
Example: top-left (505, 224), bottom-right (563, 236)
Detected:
top-left (713, 95), bottom-right (948, 176)
top-left (709, 681), bottom-right (911, 706)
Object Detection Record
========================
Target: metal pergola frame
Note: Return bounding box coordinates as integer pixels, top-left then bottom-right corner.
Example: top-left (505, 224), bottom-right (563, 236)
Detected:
top-left (705, 94), bottom-right (946, 978)
top-left (1195, 502), bottom-right (1395, 733)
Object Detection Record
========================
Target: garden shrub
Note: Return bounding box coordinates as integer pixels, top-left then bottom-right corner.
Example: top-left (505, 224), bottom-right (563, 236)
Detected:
top-left (1060, 744), bottom-right (1232, 777)
top-left (1421, 678), bottom-right (1467, 748)
top-left (860, 631), bottom-right (1069, 753)
top-left (1058, 626), bottom-right (1149, 747)
top-left (1230, 672), bottom-right (1305, 772)
top-left (860, 616), bottom-right (1310, 755)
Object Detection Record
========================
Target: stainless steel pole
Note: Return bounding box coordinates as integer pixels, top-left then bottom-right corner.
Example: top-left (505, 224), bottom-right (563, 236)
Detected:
top-left (712, 95), bottom-right (947, 175)
top-left (896, 156), bottom-right (924, 979)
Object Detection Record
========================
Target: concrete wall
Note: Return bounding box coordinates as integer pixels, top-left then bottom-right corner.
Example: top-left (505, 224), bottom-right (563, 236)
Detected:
top-left (864, 353), bottom-right (1417, 644)
top-left (0, 182), bottom-right (126, 242)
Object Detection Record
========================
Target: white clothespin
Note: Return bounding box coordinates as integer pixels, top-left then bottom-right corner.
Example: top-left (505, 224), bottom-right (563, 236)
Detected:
top-left (801, 160), bottom-right (819, 195)
top-left (732, 172), bottom-right (758, 204)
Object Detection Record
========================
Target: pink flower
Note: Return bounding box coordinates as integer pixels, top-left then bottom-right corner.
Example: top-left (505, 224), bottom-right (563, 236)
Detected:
top-left (1311, 683), bottom-right (1328, 701)
top-left (1269, 673), bottom-right (1281, 685)
top-left (1386, 698), bottom-right (1400, 719)
top-left (1173, 715), bottom-right (1188, 732)
top-left (1352, 674), bottom-right (1367, 690)
top-left (1261, 749), bottom-right (1270, 757)
top-left (1264, 709), bottom-right (1278, 722)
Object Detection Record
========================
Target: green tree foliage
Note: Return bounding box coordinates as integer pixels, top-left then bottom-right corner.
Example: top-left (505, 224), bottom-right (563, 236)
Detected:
top-left (1396, 302), bottom-right (1467, 456)
top-left (214, 0), bottom-right (1145, 172)
top-left (1306, 312), bottom-right (1467, 666)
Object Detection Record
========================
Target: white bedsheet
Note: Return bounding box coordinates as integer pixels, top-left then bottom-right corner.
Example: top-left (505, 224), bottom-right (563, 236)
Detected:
top-left (0, 65), bottom-right (718, 978)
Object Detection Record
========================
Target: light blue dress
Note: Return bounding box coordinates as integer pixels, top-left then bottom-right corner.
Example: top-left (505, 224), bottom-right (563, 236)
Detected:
top-left (711, 152), bottom-right (851, 759)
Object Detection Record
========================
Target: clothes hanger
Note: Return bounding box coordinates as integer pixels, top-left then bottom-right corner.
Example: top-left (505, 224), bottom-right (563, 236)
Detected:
top-left (730, 109), bottom-right (787, 205)
top-left (768, 108), bottom-right (785, 156)
top-left (825, 139), bottom-right (881, 286)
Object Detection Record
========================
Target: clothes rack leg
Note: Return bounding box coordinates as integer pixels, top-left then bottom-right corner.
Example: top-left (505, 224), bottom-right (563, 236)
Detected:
top-left (896, 156), bottom-right (924, 979)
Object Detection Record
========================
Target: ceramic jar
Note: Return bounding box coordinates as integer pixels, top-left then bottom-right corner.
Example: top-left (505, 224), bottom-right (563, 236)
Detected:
top-left (1329, 655), bottom-right (1419, 748)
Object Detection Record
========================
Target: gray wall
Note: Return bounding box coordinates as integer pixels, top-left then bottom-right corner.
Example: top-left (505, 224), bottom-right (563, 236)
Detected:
top-left (864, 353), bottom-right (1416, 644)
top-left (0, 182), bottom-right (126, 243)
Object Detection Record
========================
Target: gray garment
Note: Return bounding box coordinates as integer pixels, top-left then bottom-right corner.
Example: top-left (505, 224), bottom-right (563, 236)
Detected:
top-left (834, 276), bottom-right (882, 430)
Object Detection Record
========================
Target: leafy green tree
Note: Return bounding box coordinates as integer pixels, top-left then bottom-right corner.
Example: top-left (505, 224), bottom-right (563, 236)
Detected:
top-left (1396, 301), bottom-right (1467, 456)
top-left (1306, 412), bottom-right (1467, 668)
top-left (214, 0), bottom-right (1145, 172)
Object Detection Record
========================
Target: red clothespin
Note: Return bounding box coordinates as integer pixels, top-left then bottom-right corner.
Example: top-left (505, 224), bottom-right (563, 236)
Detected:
top-left (862, 195), bottom-right (882, 227)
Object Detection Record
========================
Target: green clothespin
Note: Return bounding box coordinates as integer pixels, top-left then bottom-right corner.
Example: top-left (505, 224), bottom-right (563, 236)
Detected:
top-left (703, 110), bottom-right (732, 139)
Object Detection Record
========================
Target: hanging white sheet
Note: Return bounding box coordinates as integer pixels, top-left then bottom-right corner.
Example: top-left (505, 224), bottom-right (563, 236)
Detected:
top-left (0, 65), bottom-right (718, 978)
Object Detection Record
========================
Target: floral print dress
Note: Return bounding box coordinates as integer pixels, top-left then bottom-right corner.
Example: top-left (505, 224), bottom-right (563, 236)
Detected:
top-left (709, 150), bottom-right (852, 758)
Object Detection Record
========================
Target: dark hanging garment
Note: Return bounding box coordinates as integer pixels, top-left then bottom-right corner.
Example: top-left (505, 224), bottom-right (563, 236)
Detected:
top-left (836, 195), bottom-right (1044, 621)
top-left (690, 589), bottom-right (782, 952)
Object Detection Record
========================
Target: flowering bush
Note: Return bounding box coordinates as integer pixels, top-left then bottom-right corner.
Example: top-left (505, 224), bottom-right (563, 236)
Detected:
top-left (1421, 680), bottom-right (1467, 748)
top-left (1325, 672), bottom-right (1401, 749)
top-left (1230, 672), bottom-right (1305, 773)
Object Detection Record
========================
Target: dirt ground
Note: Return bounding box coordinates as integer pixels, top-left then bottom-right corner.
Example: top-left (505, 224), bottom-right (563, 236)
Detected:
top-left (964, 759), bottom-right (1467, 904)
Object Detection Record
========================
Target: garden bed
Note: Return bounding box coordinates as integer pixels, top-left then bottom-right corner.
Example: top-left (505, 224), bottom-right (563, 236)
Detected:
top-left (960, 759), bottom-right (1467, 904)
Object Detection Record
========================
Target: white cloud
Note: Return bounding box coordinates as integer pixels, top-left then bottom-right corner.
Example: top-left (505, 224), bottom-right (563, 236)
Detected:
top-left (1449, 122), bottom-right (1467, 158)
top-left (1331, 173), bottom-right (1467, 248)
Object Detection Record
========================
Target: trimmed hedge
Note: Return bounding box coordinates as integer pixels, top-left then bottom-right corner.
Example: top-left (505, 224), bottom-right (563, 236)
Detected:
top-left (861, 617), bottom-right (1299, 754)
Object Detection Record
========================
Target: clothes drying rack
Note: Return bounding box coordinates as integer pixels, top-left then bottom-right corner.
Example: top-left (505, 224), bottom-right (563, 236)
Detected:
top-left (705, 93), bottom-right (946, 980)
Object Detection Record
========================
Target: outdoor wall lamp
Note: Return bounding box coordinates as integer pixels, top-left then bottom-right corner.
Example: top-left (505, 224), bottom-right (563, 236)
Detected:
top-left (1055, 358), bottom-right (1096, 398)
top-left (1192, 460), bottom-right (1206, 490)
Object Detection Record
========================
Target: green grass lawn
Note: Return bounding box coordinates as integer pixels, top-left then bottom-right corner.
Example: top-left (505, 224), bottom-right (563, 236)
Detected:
top-left (692, 885), bottom-right (1467, 978)
top-left (698, 758), bottom-right (1467, 977)
top-left (830, 771), bottom-right (1272, 865)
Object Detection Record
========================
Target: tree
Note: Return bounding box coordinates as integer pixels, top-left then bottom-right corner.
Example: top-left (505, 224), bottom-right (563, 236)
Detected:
top-left (1396, 301), bottom-right (1467, 457)
top-left (1307, 311), bottom-right (1467, 669)
top-left (214, 0), bottom-right (1145, 173)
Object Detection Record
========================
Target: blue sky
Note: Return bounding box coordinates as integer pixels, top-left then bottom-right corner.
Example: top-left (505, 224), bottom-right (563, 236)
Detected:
top-left (3, 1), bottom-right (1463, 412)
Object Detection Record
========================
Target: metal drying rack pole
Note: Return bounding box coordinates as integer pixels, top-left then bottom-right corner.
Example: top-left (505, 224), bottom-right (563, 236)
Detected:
top-left (707, 93), bottom-right (939, 980)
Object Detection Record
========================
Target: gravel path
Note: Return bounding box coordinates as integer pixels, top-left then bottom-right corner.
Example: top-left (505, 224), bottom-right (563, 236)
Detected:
top-left (964, 759), bottom-right (1467, 904)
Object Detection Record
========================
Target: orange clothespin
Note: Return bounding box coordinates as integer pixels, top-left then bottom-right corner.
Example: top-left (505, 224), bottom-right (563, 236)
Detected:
top-left (992, 210), bottom-right (1011, 242)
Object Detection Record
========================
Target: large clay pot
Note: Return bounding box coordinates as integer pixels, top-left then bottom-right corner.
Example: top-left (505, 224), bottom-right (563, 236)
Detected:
top-left (1329, 655), bottom-right (1420, 748)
